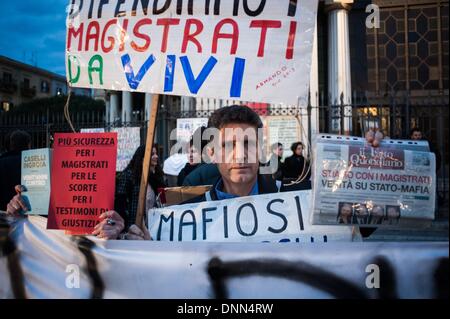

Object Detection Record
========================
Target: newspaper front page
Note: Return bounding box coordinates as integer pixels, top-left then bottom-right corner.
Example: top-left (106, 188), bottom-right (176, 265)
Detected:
top-left (311, 135), bottom-right (436, 227)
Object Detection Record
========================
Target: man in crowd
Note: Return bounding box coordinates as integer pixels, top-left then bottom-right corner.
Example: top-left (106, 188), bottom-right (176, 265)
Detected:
top-left (410, 127), bottom-right (441, 171)
top-left (6, 106), bottom-right (383, 240)
top-left (409, 127), bottom-right (443, 207)
top-left (177, 126), bottom-right (208, 186)
top-left (267, 142), bottom-right (284, 181)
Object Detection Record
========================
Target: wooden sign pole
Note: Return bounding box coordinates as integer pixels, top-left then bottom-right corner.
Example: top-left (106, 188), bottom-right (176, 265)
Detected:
top-left (135, 94), bottom-right (159, 228)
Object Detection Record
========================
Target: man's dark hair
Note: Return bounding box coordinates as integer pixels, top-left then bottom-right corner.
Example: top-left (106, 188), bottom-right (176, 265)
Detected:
top-left (271, 142), bottom-right (283, 151)
top-left (291, 142), bottom-right (303, 153)
top-left (208, 105), bottom-right (263, 130)
top-left (410, 128), bottom-right (422, 137)
top-left (9, 130), bottom-right (31, 152)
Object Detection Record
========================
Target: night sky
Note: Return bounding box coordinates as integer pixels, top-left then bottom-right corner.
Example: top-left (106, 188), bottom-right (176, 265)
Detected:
top-left (0, 1), bottom-right (68, 76)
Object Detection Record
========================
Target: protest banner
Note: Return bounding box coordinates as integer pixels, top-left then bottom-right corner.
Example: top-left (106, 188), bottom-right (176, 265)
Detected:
top-left (66, 0), bottom-right (318, 105)
top-left (311, 135), bottom-right (436, 227)
top-left (149, 190), bottom-right (357, 242)
top-left (21, 148), bottom-right (52, 215)
top-left (176, 118), bottom-right (208, 142)
top-left (1, 215), bottom-right (448, 299)
top-left (47, 133), bottom-right (117, 234)
top-left (112, 127), bottom-right (141, 171)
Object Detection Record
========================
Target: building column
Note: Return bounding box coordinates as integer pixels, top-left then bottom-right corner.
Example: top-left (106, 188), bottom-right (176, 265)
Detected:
top-left (326, 0), bottom-right (353, 135)
top-left (122, 91), bottom-right (132, 124)
top-left (109, 92), bottom-right (119, 125)
top-left (181, 96), bottom-right (194, 113)
top-left (105, 99), bottom-right (111, 124)
top-left (309, 18), bottom-right (320, 138)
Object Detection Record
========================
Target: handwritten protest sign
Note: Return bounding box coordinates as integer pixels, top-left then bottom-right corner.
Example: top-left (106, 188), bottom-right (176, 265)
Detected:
top-left (262, 116), bottom-right (301, 159)
top-left (148, 190), bottom-right (357, 242)
top-left (311, 135), bottom-right (436, 227)
top-left (176, 118), bottom-right (208, 142)
top-left (112, 127), bottom-right (141, 171)
top-left (47, 133), bottom-right (117, 234)
top-left (66, 0), bottom-right (318, 105)
top-left (21, 148), bottom-right (52, 215)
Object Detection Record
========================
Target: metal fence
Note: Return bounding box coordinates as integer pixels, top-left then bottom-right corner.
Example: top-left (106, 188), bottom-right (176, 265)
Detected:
top-left (1, 91), bottom-right (448, 217)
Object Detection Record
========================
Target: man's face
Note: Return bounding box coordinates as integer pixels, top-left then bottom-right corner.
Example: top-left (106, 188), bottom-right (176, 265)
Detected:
top-left (411, 131), bottom-right (423, 140)
top-left (189, 145), bottom-right (201, 164)
top-left (214, 123), bottom-right (259, 186)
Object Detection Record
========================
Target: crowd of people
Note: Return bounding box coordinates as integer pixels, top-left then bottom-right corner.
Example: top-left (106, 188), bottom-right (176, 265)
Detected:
top-left (1, 104), bottom-right (440, 241)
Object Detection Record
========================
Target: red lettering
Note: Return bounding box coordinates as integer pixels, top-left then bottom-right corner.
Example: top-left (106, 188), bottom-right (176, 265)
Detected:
top-left (182, 19), bottom-right (203, 53)
top-left (286, 21), bottom-right (297, 59)
top-left (67, 23), bottom-right (84, 51)
top-left (250, 20), bottom-right (281, 57)
top-left (212, 19), bottom-right (239, 55)
top-left (85, 21), bottom-right (100, 51)
top-left (119, 19), bottom-right (129, 52)
top-left (101, 19), bottom-right (117, 53)
top-left (131, 18), bottom-right (152, 52)
top-left (157, 18), bottom-right (181, 53)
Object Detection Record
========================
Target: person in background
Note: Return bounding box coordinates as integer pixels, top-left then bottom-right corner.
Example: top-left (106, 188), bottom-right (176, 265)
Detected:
top-left (162, 146), bottom-right (188, 187)
top-left (177, 126), bottom-right (208, 186)
top-left (283, 142), bottom-right (310, 180)
top-left (113, 144), bottom-right (166, 229)
top-left (267, 142), bottom-right (284, 181)
top-left (410, 127), bottom-right (441, 170)
top-left (181, 127), bottom-right (220, 187)
top-left (409, 127), bottom-right (443, 206)
top-left (0, 130), bottom-right (31, 211)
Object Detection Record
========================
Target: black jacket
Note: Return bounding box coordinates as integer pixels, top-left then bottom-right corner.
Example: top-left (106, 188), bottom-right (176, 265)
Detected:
top-left (283, 154), bottom-right (311, 180)
top-left (0, 151), bottom-right (22, 210)
top-left (182, 163), bottom-right (221, 186)
top-left (266, 154), bottom-right (284, 181)
top-left (177, 163), bottom-right (200, 186)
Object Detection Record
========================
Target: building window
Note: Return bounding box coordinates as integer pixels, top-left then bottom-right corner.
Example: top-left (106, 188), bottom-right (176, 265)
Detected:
top-left (3, 72), bottom-right (12, 83)
top-left (366, 2), bottom-right (448, 92)
top-left (56, 87), bottom-right (63, 96)
top-left (41, 80), bottom-right (50, 93)
top-left (23, 78), bottom-right (30, 88)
